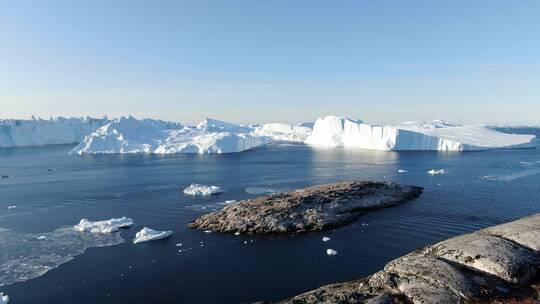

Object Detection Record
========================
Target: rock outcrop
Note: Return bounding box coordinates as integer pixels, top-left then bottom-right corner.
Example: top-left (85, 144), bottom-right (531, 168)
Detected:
top-left (189, 181), bottom-right (423, 234)
top-left (273, 213), bottom-right (540, 303)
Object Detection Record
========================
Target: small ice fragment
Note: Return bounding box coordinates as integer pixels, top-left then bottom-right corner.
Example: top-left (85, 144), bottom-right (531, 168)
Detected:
top-left (7, 206), bottom-right (17, 210)
top-left (37, 235), bottom-right (47, 240)
top-left (176, 243), bottom-right (183, 247)
top-left (427, 169), bottom-right (446, 175)
top-left (133, 227), bottom-right (172, 244)
top-left (322, 236), bottom-right (331, 242)
top-left (398, 169), bottom-right (408, 173)
top-left (224, 200), bottom-right (236, 204)
top-left (244, 241), bottom-right (247, 244)
top-left (326, 249), bottom-right (338, 255)
top-left (183, 184), bottom-right (222, 196)
top-left (204, 230), bottom-right (212, 234)
top-left (0, 292), bottom-right (8, 304)
top-left (74, 217), bottom-right (134, 234)
top-left (234, 231), bottom-right (240, 236)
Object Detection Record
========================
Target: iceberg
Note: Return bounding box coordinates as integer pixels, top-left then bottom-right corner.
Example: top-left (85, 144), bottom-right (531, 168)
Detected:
top-left (133, 227), bottom-right (172, 244)
top-left (0, 117), bottom-right (108, 148)
top-left (183, 184), bottom-right (222, 196)
top-left (71, 117), bottom-right (311, 154)
top-left (74, 217), bottom-right (134, 234)
top-left (305, 116), bottom-right (536, 151)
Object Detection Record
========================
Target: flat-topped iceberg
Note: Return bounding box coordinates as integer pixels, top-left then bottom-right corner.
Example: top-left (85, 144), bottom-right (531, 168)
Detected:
top-left (0, 116), bottom-right (109, 148)
top-left (133, 227), bottom-right (172, 244)
top-left (305, 116), bottom-right (536, 151)
top-left (71, 116), bottom-right (311, 154)
top-left (74, 217), bottom-right (134, 234)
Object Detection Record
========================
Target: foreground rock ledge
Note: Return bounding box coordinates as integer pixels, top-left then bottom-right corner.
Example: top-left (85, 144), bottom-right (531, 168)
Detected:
top-left (189, 181), bottom-right (423, 234)
top-left (270, 213), bottom-right (540, 304)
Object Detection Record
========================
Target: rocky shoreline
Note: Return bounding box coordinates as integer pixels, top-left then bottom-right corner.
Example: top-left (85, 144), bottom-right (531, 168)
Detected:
top-left (189, 181), bottom-right (423, 234)
top-left (270, 213), bottom-right (540, 303)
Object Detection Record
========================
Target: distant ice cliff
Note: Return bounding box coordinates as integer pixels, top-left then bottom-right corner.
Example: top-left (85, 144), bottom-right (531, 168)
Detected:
top-left (305, 116), bottom-right (535, 151)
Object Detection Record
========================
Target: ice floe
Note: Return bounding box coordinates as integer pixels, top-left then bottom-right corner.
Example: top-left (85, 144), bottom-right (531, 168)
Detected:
top-left (0, 292), bottom-right (8, 304)
top-left (398, 169), bottom-right (408, 173)
top-left (71, 117), bottom-right (311, 154)
top-left (326, 249), bottom-right (338, 255)
top-left (0, 116), bottom-right (109, 148)
top-left (428, 169), bottom-right (446, 175)
top-left (322, 236), bottom-right (331, 242)
top-left (133, 227), bottom-right (172, 244)
top-left (480, 169), bottom-right (540, 182)
top-left (183, 184), bottom-right (222, 196)
top-left (305, 116), bottom-right (536, 151)
top-left (0, 225), bottom-right (124, 287)
top-left (7, 206), bottom-right (17, 210)
top-left (74, 217), bottom-right (134, 234)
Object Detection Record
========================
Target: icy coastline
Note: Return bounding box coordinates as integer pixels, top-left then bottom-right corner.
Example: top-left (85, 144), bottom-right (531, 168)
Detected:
top-left (1, 115), bottom-right (535, 153)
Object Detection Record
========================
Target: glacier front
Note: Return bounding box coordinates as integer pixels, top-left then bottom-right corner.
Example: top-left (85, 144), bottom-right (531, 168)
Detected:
top-left (305, 116), bottom-right (536, 151)
top-left (0, 117), bottom-right (109, 148)
top-left (71, 116), bottom-right (312, 154)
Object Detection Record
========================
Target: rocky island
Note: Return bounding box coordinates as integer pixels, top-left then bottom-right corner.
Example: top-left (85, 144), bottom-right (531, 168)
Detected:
top-left (271, 213), bottom-right (540, 303)
top-left (189, 181), bottom-right (423, 234)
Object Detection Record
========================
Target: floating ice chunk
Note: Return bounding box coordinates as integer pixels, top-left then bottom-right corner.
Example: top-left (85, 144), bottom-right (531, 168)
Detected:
top-left (133, 227), bottom-right (172, 244)
top-left (183, 184), bottom-right (222, 196)
top-left (7, 206), bottom-right (17, 210)
top-left (234, 231), bottom-right (240, 236)
top-left (305, 115), bottom-right (536, 151)
top-left (245, 187), bottom-right (275, 195)
top-left (37, 235), bottom-right (47, 240)
top-left (326, 249), bottom-right (338, 255)
top-left (322, 236), bottom-right (331, 242)
top-left (176, 243), bottom-right (183, 247)
top-left (427, 169), bottom-right (446, 175)
top-left (74, 217), bottom-right (134, 234)
top-left (398, 169), bottom-right (408, 173)
top-left (204, 230), bottom-right (212, 234)
top-left (0, 292), bottom-right (8, 304)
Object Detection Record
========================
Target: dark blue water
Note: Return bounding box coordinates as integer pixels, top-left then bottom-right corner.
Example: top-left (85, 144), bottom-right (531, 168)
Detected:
top-left (1, 129), bottom-right (539, 304)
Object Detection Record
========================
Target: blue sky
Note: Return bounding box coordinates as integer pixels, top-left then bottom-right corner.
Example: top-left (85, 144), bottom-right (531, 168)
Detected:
top-left (1, 0), bottom-right (539, 124)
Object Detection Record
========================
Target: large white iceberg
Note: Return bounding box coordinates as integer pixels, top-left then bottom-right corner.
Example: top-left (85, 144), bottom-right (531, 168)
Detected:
top-left (305, 116), bottom-right (536, 151)
top-left (0, 117), bottom-right (108, 148)
top-left (71, 116), bottom-right (311, 154)
top-left (74, 217), bottom-right (134, 234)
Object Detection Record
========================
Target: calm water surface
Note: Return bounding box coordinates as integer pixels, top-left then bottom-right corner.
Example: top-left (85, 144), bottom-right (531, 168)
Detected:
top-left (1, 129), bottom-right (539, 303)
